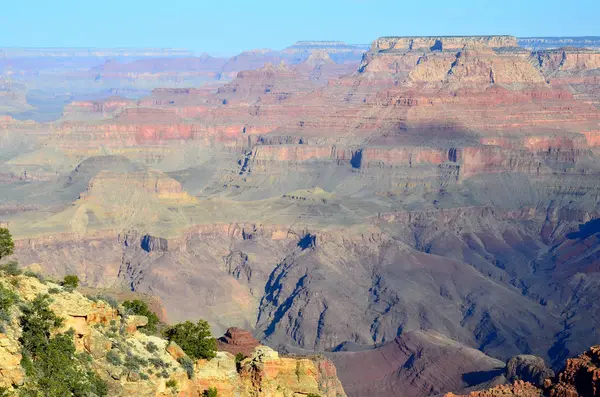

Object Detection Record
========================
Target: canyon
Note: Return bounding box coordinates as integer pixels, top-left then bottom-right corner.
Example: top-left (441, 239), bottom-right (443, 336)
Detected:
top-left (1, 35), bottom-right (600, 396)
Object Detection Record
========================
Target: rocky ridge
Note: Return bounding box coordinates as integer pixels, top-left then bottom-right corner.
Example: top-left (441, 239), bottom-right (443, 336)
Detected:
top-left (0, 271), bottom-right (346, 397)
top-left (445, 345), bottom-right (600, 397)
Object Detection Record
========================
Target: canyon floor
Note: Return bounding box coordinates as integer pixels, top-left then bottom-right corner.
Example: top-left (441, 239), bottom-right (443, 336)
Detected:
top-left (1, 36), bottom-right (600, 396)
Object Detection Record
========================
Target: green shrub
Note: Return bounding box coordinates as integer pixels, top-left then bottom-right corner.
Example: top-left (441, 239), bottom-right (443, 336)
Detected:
top-left (0, 261), bottom-right (21, 276)
top-left (163, 320), bottom-right (216, 360)
top-left (0, 386), bottom-right (11, 397)
top-left (0, 284), bottom-right (17, 312)
top-left (122, 300), bottom-right (160, 334)
top-left (0, 228), bottom-right (14, 260)
top-left (146, 341), bottom-right (158, 353)
top-left (307, 394), bottom-right (322, 397)
top-left (23, 270), bottom-right (45, 283)
top-left (20, 294), bottom-right (63, 357)
top-left (106, 350), bottom-right (122, 366)
top-left (160, 370), bottom-right (170, 378)
top-left (149, 357), bottom-right (167, 369)
top-left (235, 352), bottom-right (247, 372)
top-left (77, 352), bottom-right (93, 363)
top-left (165, 379), bottom-right (177, 389)
top-left (139, 372), bottom-right (149, 380)
top-left (178, 356), bottom-right (194, 379)
top-left (18, 295), bottom-right (107, 396)
top-left (124, 353), bottom-right (147, 371)
top-left (61, 274), bottom-right (79, 290)
top-left (48, 287), bottom-right (60, 294)
top-left (0, 284), bottom-right (16, 333)
top-left (203, 387), bottom-right (218, 397)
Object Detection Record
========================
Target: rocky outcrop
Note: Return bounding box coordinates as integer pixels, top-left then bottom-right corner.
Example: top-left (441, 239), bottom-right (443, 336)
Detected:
top-left (445, 381), bottom-right (543, 397)
top-left (0, 271), bottom-right (347, 397)
top-left (533, 48), bottom-right (600, 74)
top-left (506, 355), bottom-right (555, 387)
top-left (447, 345), bottom-right (600, 397)
top-left (197, 346), bottom-right (346, 397)
top-left (545, 345), bottom-right (600, 397)
top-left (217, 327), bottom-right (260, 356)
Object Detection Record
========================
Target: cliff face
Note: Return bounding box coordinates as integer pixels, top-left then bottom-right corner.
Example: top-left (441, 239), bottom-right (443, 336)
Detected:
top-left (445, 345), bottom-right (600, 397)
top-left (0, 272), bottom-right (346, 397)
top-left (371, 36), bottom-right (518, 52)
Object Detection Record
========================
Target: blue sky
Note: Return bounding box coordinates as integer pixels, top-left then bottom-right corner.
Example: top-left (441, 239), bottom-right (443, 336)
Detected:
top-left (1, 0), bottom-right (598, 56)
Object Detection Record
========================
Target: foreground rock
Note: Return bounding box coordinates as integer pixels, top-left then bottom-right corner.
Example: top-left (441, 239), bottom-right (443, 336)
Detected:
top-left (0, 272), bottom-right (346, 396)
top-left (446, 345), bottom-right (600, 397)
top-left (545, 345), bottom-right (600, 397)
top-left (445, 381), bottom-right (543, 397)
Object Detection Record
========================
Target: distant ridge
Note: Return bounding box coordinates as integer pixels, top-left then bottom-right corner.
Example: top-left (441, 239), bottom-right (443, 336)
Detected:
top-left (518, 36), bottom-right (600, 49)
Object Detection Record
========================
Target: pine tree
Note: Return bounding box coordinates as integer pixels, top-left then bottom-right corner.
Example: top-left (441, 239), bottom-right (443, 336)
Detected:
top-left (0, 228), bottom-right (14, 260)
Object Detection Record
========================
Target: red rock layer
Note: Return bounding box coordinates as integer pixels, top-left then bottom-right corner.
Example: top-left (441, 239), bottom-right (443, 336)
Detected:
top-left (217, 327), bottom-right (260, 357)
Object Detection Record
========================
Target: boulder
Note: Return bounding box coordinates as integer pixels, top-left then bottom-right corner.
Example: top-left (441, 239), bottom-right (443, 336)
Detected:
top-left (217, 327), bottom-right (260, 357)
top-left (124, 315), bottom-right (148, 334)
top-left (506, 355), bottom-right (554, 387)
top-left (84, 328), bottom-right (112, 358)
top-left (166, 341), bottom-right (186, 361)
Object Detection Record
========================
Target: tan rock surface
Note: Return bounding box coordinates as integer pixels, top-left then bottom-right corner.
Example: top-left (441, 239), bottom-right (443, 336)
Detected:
top-left (0, 272), bottom-right (347, 396)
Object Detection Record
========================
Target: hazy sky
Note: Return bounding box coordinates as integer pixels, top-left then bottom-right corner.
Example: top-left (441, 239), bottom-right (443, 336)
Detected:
top-left (1, 0), bottom-right (598, 55)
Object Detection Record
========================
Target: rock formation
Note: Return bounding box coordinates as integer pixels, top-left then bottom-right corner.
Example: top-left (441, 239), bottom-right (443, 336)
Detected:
top-left (0, 270), bottom-right (346, 396)
top-left (217, 327), bottom-right (260, 356)
top-left (446, 345), bottom-right (600, 397)
top-left (506, 355), bottom-right (555, 387)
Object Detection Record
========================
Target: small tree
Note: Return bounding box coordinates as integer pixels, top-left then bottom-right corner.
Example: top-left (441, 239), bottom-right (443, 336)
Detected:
top-left (122, 300), bottom-right (160, 334)
top-left (165, 379), bottom-right (177, 389)
top-left (18, 294), bottom-right (107, 396)
top-left (62, 275), bottom-right (79, 290)
top-left (163, 320), bottom-right (217, 360)
top-left (203, 387), bottom-right (218, 397)
top-left (0, 261), bottom-right (21, 276)
top-left (0, 228), bottom-right (14, 260)
top-left (235, 353), bottom-right (247, 372)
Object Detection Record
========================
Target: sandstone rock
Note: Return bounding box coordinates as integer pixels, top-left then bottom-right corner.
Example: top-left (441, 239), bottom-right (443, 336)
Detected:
top-left (453, 345), bottom-right (600, 397)
top-left (124, 315), bottom-right (148, 334)
top-left (195, 352), bottom-right (240, 396)
top-left (0, 273), bottom-right (347, 396)
top-left (546, 345), bottom-right (600, 397)
top-left (127, 370), bottom-right (141, 382)
top-left (217, 327), bottom-right (260, 356)
top-left (62, 315), bottom-right (89, 337)
top-left (84, 328), bottom-right (112, 358)
top-left (506, 355), bottom-right (554, 387)
top-left (166, 341), bottom-right (186, 361)
top-left (0, 334), bottom-right (25, 388)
